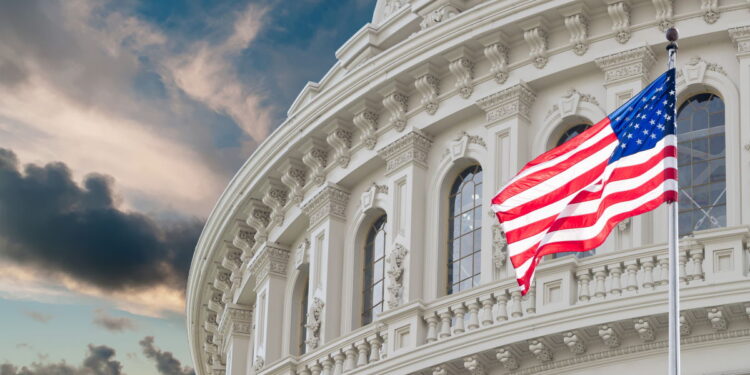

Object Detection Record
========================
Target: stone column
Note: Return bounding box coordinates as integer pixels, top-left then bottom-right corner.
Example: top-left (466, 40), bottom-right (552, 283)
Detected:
top-left (219, 304), bottom-right (253, 375)
top-left (249, 244), bottom-right (290, 368)
top-left (476, 82), bottom-right (535, 281)
top-left (729, 26), bottom-right (750, 225)
top-left (377, 130), bottom-right (433, 308)
top-left (302, 184), bottom-right (350, 344)
top-left (594, 45), bottom-right (656, 249)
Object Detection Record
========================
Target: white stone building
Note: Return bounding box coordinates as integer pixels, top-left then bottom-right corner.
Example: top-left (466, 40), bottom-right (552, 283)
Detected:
top-left (186, 1), bottom-right (750, 374)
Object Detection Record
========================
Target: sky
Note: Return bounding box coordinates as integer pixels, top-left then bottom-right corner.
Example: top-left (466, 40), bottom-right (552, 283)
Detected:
top-left (0, 0), bottom-right (375, 374)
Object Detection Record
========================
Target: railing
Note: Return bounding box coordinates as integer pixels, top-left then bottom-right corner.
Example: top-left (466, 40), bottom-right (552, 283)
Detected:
top-left (261, 226), bottom-right (748, 374)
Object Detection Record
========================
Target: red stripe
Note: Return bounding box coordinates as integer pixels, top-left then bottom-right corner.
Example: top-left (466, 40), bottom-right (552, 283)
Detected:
top-left (494, 131), bottom-right (617, 206)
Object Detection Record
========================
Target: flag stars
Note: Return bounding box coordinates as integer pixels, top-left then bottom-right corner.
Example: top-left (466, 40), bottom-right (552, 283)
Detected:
top-left (636, 139), bottom-right (643, 144)
top-left (651, 133), bottom-right (657, 139)
top-left (656, 110), bottom-right (662, 115)
top-left (669, 90), bottom-right (675, 96)
top-left (650, 119), bottom-right (656, 125)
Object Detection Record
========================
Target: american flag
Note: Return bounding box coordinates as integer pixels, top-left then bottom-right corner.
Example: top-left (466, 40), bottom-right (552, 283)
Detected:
top-left (491, 68), bottom-right (678, 295)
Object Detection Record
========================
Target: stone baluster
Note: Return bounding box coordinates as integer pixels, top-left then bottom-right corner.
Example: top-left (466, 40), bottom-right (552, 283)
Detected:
top-left (310, 362), bottom-right (322, 375)
top-left (332, 351), bottom-right (345, 375)
top-left (510, 290), bottom-right (523, 318)
top-left (641, 257), bottom-right (655, 290)
top-left (679, 249), bottom-right (689, 285)
top-left (297, 366), bottom-right (312, 375)
top-left (355, 340), bottom-right (370, 367)
top-left (466, 299), bottom-right (481, 330)
top-left (495, 291), bottom-right (509, 322)
top-left (525, 282), bottom-right (537, 314)
top-left (452, 303), bottom-right (466, 334)
top-left (576, 270), bottom-right (592, 302)
top-left (592, 267), bottom-right (607, 299)
top-left (343, 345), bottom-right (357, 371)
top-left (689, 249), bottom-right (705, 281)
top-left (656, 255), bottom-right (669, 287)
top-left (320, 357), bottom-right (334, 375)
top-left (624, 260), bottom-right (639, 293)
top-left (438, 309), bottom-right (452, 339)
top-left (608, 263), bottom-right (623, 296)
top-left (480, 295), bottom-right (495, 326)
top-left (368, 335), bottom-right (382, 362)
top-left (424, 313), bottom-right (439, 343)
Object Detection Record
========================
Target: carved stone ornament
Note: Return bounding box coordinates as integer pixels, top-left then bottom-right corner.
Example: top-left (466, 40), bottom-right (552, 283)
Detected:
top-left (432, 365), bottom-right (448, 375)
top-left (520, 20), bottom-right (548, 69)
top-left (303, 184), bottom-right (350, 227)
top-left (562, 7), bottom-right (589, 56)
top-left (606, 1), bottom-right (631, 44)
top-left (294, 238), bottom-right (310, 270)
top-left (381, 83), bottom-right (409, 132)
top-left (707, 307), bottom-right (727, 330)
top-left (361, 182), bottom-right (387, 211)
top-left (253, 356), bottom-right (265, 372)
top-left (280, 159), bottom-right (307, 205)
top-left (305, 297), bottom-right (325, 350)
top-left (595, 46), bottom-right (656, 86)
top-left (598, 324), bottom-right (621, 348)
top-left (484, 42), bottom-right (509, 84)
top-left (386, 244), bottom-right (408, 309)
top-left (219, 304), bottom-right (253, 338)
top-left (701, 0), bottom-right (719, 23)
top-left (326, 120), bottom-right (353, 168)
top-left (729, 26), bottom-right (750, 55)
top-left (382, 0), bottom-right (409, 19)
top-left (528, 339), bottom-right (553, 362)
top-left (476, 82), bottom-right (536, 123)
top-left (262, 179), bottom-right (288, 227)
top-left (617, 217), bottom-right (631, 232)
top-left (563, 331), bottom-right (586, 354)
top-left (463, 355), bottom-right (485, 375)
top-left (680, 314), bottom-right (692, 336)
top-left (634, 318), bottom-right (655, 341)
top-left (547, 88), bottom-right (601, 119)
top-left (377, 130), bottom-right (433, 175)
top-left (221, 248), bottom-right (243, 273)
top-left (651, 0), bottom-right (673, 31)
top-left (302, 138), bottom-right (328, 187)
top-left (245, 199), bottom-right (271, 245)
top-left (679, 57), bottom-right (726, 86)
top-left (419, 5), bottom-right (461, 29)
top-left (248, 244), bottom-right (290, 284)
top-left (352, 104), bottom-right (379, 150)
top-left (493, 224), bottom-right (507, 270)
top-left (496, 347), bottom-right (519, 370)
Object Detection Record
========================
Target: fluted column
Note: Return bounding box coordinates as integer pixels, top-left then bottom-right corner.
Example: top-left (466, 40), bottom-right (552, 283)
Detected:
top-left (302, 184), bottom-right (350, 344)
top-left (475, 82), bottom-right (535, 282)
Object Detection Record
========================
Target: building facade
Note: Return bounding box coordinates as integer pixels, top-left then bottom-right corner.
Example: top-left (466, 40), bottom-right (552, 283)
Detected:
top-left (186, 1), bottom-right (750, 374)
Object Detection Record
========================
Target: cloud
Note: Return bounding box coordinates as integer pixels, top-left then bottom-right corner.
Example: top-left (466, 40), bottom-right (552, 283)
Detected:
top-left (23, 311), bottom-right (52, 323)
top-left (139, 337), bottom-right (195, 375)
top-left (0, 344), bottom-right (122, 375)
top-left (93, 309), bottom-right (138, 332)
top-left (0, 148), bottom-right (201, 296)
top-left (162, 4), bottom-right (272, 146)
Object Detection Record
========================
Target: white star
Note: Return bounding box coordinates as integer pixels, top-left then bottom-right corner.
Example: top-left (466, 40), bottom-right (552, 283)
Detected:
top-left (643, 129), bottom-right (649, 135)
top-left (615, 116), bottom-right (622, 121)
top-left (634, 124), bottom-right (640, 129)
top-left (627, 133), bottom-right (633, 139)
top-left (636, 139), bottom-right (643, 144)
top-left (651, 95), bottom-right (656, 100)
top-left (669, 90), bottom-right (675, 96)
top-left (665, 114), bottom-right (672, 120)
top-left (651, 133), bottom-right (657, 139)
top-left (656, 87), bottom-right (664, 92)
top-left (656, 110), bottom-right (662, 115)
top-left (621, 143), bottom-right (627, 149)
top-left (642, 97), bottom-right (648, 102)
top-left (663, 100), bottom-right (668, 105)
top-left (650, 119), bottom-right (656, 125)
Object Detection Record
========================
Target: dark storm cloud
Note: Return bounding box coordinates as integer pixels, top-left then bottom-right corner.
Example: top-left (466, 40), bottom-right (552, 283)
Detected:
top-left (0, 148), bottom-right (203, 292)
top-left (22, 311), bottom-right (52, 323)
top-left (139, 337), bottom-right (195, 375)
top-left (93, 309), bottom-right (138, 332)
top-left (0, 344), bottom-right (122, 375)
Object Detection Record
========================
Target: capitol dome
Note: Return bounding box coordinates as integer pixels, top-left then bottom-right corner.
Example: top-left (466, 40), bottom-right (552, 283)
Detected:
top-left (186, 1), bottom-right (750, 374)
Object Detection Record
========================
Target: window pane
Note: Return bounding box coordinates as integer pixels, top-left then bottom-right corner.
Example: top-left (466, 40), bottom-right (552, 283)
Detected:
top-left (460, 256), bottom-right (472, 281)
top-left (461, 234), bottom-right (473, 258)
top-left (373, 259), bottom-right (383, 282)
top-left (447, 166), bottom-right (483, 294)
top-left (372, 281), bottom-right (383, 306)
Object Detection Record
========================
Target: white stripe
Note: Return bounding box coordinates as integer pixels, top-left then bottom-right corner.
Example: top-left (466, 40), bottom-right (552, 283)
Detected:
top-left (500, 139), bottom-right (674, 230)
top-left (514, 256), bottom-right (533, 280)
top-left (507, 178), bottom-right (677, 257)
top-left (497, 140), bottom-right (618, 211)
top-left (502, 125), bottom-right (615, 188)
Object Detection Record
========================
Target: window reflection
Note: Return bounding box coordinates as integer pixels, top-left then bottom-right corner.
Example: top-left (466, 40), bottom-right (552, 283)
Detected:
top-left (448, 165), bottom-right (483, 294)
top-left (362, 215), bottom-right (387, 325)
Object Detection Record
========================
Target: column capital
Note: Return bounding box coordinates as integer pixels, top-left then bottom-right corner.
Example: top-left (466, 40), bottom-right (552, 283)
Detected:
top-left (249, 243), bottom-right (290, 285)
top-left (594, 45), bottom-right (656, 86)
top-left (218, 303), bottom-right (253, 340)
top-left (475, 82), bottom-right (535, 123)
top-left (302, 183), bottom-right (350, 227)
top-left (377, 130), bottom-right (433, 175)
top-left (729, 26), bottom-right (750, 57)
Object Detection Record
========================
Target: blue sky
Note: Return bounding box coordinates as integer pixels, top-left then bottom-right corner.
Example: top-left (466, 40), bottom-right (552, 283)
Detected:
top-left (0, 0), bottom-right (375, 374)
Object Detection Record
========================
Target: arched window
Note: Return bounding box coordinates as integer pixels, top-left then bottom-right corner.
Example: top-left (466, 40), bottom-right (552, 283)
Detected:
top-left (362, 215), bottom-right (387, 326)
top-left (298, 278), bottom-right (309, 355)
top-left (553, 124), bottom-right (595, 259)
top-left (677, 93), bottom-right (726, 235)
top-left (447, 165), bottom-right (483, 294)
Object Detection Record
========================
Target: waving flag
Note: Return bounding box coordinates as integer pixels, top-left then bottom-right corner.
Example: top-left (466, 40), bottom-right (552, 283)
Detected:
top-left (491, 68), bottom-right (678, 295)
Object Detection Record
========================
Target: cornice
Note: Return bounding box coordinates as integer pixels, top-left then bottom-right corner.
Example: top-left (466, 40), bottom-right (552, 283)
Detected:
top-left (475, 82), bottom-right (536, 123)
top-left (728, 25), bottom-right (750, 56)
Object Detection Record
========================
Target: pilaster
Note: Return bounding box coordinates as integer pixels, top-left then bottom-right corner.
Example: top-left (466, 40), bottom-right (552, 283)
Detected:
top-left (476, 82), bottom-right (535, 282)
top-left (595, 45), bottom-right (656, 250)
top-left (219, 304), bottom-right (253, 375)
top-left (249, 243), bottom-right (290, 365)
top-left (377, 130), bottom-right (433, 309)
top-left (302, 184), bottom-right (351, 345)
top-left (729, 26), bottom-right (750, 225)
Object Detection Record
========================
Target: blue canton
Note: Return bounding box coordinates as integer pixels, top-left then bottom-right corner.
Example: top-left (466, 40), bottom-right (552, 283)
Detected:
top-left (608, 68), bottom-right (676, 163)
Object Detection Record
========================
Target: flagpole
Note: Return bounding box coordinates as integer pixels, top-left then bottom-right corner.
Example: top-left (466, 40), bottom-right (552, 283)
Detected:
top-left (665, 27), bottom-right (680, 375)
